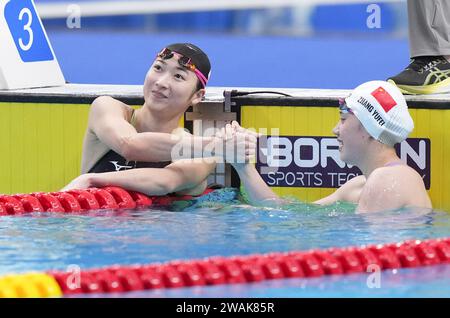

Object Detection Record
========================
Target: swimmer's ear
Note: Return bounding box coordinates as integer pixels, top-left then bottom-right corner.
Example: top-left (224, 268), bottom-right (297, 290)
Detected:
top-left (190, 88), bottom-right (205, 106)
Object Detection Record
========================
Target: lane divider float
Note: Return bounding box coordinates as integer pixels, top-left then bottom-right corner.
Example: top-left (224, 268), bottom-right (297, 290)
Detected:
top-left (0, 186), bottom-right (214, 215)
top-left (1, 237), bottom-right (448, 297)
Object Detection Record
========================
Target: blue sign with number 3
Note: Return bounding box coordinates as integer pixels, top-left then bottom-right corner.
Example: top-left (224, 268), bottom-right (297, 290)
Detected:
top-left (5, 0), bottom-right (54, 62)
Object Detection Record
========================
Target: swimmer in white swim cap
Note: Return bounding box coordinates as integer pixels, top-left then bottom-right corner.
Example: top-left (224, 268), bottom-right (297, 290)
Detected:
top-left (223, 81), bottom-right (432, 213)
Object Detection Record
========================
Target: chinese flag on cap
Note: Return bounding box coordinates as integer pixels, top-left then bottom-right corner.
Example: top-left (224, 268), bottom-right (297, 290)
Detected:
top-left (371, 87), bottom-right (397, 112)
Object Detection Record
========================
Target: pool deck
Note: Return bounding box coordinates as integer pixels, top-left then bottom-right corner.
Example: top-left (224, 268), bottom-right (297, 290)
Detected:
top-left (1, 84), bottom-right (450, 106)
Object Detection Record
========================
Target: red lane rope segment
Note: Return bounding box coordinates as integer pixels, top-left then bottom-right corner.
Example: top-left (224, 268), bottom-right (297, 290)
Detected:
top-left (0, 186), bottom-right (213, 215)
top-left (48, 237), bottom-right (450, 295)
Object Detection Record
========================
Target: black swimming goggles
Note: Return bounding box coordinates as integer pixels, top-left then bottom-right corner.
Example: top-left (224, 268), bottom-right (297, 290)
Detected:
top-left (157, 48), bottom-right (208, 87)
top-left (338, 98), bottom-right (354, 114)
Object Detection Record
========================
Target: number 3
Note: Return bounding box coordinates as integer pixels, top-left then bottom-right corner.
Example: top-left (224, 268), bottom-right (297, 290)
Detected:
top-left (18, 7), bottom-right (33, 51)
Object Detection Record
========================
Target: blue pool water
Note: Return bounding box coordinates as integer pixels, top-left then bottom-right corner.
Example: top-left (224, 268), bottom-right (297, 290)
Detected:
top-left (0, 188), bottom-right (449, 297)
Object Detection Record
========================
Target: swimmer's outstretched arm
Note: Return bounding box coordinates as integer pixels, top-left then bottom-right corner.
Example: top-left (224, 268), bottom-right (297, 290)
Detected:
top-left (232, 164), bottom-right (281, 205)
top-left (63, 159), bottom-right (216, 196)
top-left (111, 131), bottom-right (222, 162)
top-left (234, 162), bottom-right (363, 207)
top-left (219, 122), bottom-right (281, 205)
top-left (88, 96), bottom-right (227, 163)
top-left (226, 121), bottom-right (364, 207)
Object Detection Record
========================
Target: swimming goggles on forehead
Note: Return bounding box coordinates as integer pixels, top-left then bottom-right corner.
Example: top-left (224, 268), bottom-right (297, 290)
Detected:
top-left (338, 98), bottom-right (354, 114)
top-left (157, 47), bottom-right (208, 88)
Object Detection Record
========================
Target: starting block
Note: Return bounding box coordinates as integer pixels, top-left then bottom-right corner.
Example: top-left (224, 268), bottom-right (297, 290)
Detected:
top-left (0, 0), bottom-right (65, 89)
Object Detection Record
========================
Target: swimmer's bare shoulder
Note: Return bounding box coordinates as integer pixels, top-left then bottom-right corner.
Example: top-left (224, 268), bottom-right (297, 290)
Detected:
top-left (314, 175), bottom-right (366, 205)
top-left (89, 96), bottom-right (132, 128)
top-left (85, 95), bottom-right (137, 143)
top-left (337, 174), bottom-right (366, 203)
top-left (81, 96), bottom-right (135, 173)
top-left (357, 165), bottom-right (431, 212)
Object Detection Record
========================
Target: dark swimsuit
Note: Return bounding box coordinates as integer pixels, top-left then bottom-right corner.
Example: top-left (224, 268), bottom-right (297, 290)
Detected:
top-left (88, 109), bottom-right (172, 173)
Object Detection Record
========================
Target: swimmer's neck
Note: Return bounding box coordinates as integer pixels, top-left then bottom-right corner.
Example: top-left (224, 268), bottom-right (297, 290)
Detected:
top-left (357, 146), bottom-right (400, 178)
top-left (135, 104), bottom-right (183, 134)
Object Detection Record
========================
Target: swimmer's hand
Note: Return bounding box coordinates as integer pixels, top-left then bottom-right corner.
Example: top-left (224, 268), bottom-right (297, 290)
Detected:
top-left (215, 121), bottom-right (259, 167)
top-left (61, 174), bottom-right (93, 191)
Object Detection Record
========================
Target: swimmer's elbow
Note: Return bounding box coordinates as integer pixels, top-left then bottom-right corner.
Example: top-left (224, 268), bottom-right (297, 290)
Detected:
top-left (119, 135), bottom-right (148, 162)
top-left (118, 135), bottom-right (135, 161)
top-left (134, 175), bottom-right (175, 196)
top-left (154, 175), bottom-right (184, 195)
top-left (161, 168), bottom-right (202, 195)
top-left (150, 182), bottom-right (174, 196)
top-left (175, 180), bottom-right (207, 196)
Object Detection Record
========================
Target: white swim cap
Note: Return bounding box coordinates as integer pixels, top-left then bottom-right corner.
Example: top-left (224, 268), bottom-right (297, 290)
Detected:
top-left (344, 80), bottom-right (414, 146)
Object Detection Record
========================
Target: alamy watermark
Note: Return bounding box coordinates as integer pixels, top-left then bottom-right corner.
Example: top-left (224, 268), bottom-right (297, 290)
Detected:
top-left (170, 126), bottom-right (280, 165)
top-left (66, 264), bottom-right (81, 290)
top-left (66, 4), bottom-right (81, 29)
top-left (63, 4), bottom-right (382, 31)
top-left (367, 4), bottom-right (382, 29)
top-left (366, 264), bottom-right (381, 289)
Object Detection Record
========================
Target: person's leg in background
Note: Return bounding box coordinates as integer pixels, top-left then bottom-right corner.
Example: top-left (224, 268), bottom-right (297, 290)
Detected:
top-left (388, 0), bottom-right (450, 94)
